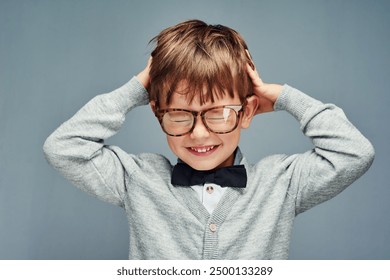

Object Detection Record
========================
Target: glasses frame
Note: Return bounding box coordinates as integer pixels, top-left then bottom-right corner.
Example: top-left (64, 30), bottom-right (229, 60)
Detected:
top-left (154, 102), bottom-right (246, 137)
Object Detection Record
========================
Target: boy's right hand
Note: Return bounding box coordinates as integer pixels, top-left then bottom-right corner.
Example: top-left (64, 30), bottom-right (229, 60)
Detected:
top-left (137, 56), bottom-right (152, 91)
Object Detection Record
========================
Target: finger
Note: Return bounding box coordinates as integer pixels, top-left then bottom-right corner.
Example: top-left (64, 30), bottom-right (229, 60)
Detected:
top-left (146, 56), bottom-right (153, 69)
top-left (245, 49), bottom-right (255, 70)
top-left (246, 63), bottom-right (263, 87)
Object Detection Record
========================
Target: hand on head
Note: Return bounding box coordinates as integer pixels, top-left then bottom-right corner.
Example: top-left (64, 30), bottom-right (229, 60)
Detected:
top-left (245, 50), bottom-right (282, 115)
top-left (136, 56), bottom-right (152, 91)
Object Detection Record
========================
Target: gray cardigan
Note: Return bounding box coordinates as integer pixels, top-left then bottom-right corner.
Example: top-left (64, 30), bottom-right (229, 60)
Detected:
top-left (43, 77), bottom-right (374, 259)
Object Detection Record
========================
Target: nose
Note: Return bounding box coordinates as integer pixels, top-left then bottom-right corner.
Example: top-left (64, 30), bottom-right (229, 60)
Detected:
top-left (190, 115), bottom-right (210, 139)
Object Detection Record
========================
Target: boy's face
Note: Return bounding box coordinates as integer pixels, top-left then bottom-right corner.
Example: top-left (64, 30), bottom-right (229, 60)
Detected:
top-left (152, 82), bottom-right (257, 171)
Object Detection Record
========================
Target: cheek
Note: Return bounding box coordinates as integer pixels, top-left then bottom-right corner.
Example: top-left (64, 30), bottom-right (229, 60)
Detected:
top-left (166, 136), bottom-right (182, 153)
top-left (220, 130), bottom-right (241, 146)
top-left (166, 136), bottom-right (175, 150)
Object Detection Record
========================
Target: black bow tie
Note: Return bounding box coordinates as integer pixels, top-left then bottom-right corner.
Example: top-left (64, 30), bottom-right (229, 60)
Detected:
top-left (171, 163), bottom-right (247, 188)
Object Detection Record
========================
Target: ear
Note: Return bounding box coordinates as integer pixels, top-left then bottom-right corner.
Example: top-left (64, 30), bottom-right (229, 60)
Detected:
top-left (150, 100), bottom-right (157, 113)
top-left (241, 95), bottom-right (258, 129)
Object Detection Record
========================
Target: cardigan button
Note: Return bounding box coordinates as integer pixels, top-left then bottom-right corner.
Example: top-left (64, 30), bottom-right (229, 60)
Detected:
top-left (209, 223), bottom-right (217, 232)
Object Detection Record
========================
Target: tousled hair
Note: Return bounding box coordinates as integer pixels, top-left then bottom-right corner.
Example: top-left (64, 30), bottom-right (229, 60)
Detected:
top-left (149, 19), bottom-right (253, 107)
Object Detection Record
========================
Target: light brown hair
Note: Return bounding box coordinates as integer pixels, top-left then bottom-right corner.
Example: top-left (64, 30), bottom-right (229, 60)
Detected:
top-left (149, 19), bottom-right (253, 107)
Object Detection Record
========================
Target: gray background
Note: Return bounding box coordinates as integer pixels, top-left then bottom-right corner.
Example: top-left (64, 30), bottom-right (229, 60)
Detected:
top-left (1, 0), bottom-right (389, 259)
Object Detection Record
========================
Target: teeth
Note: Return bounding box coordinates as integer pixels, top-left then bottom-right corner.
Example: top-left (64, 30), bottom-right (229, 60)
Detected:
top-left (191, 146), bottom-right (215, 153)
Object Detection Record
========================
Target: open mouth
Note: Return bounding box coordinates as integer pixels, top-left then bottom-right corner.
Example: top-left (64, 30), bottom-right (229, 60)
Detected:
top-left (188, 145), bottom-right (219, 155)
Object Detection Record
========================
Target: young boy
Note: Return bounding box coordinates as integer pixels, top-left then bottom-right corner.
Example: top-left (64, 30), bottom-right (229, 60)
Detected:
top-left (43, 19), bottom-right (374, 259)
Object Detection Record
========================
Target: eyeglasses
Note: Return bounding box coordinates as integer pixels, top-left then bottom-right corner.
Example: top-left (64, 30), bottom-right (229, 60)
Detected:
top-left (154, 104), bottom-right (245, 136)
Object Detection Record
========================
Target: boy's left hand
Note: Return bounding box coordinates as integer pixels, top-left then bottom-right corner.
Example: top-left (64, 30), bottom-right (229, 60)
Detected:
top-left (246, 58), bottom-right (283, 115)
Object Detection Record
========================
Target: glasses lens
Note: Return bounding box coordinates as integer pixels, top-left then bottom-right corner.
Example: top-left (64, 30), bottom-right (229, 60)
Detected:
top-left (161, 110), bottom-right (193, 136)
top-left (158, 105), bottom-right (242, 136)
top-left (204, 107), bottom-right (238, 133)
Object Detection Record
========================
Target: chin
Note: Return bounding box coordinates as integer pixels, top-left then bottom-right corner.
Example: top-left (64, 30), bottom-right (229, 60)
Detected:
top-left (192, 163), bottom-right (219, 171)
top-left (187, 155), bottom-right (234, 171)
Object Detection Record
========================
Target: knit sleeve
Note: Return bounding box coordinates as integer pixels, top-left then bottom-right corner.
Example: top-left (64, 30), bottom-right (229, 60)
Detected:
top-left (43, 77), bottom-right (149, 207)
top-left (274, 85), bottom-right (375, 215)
